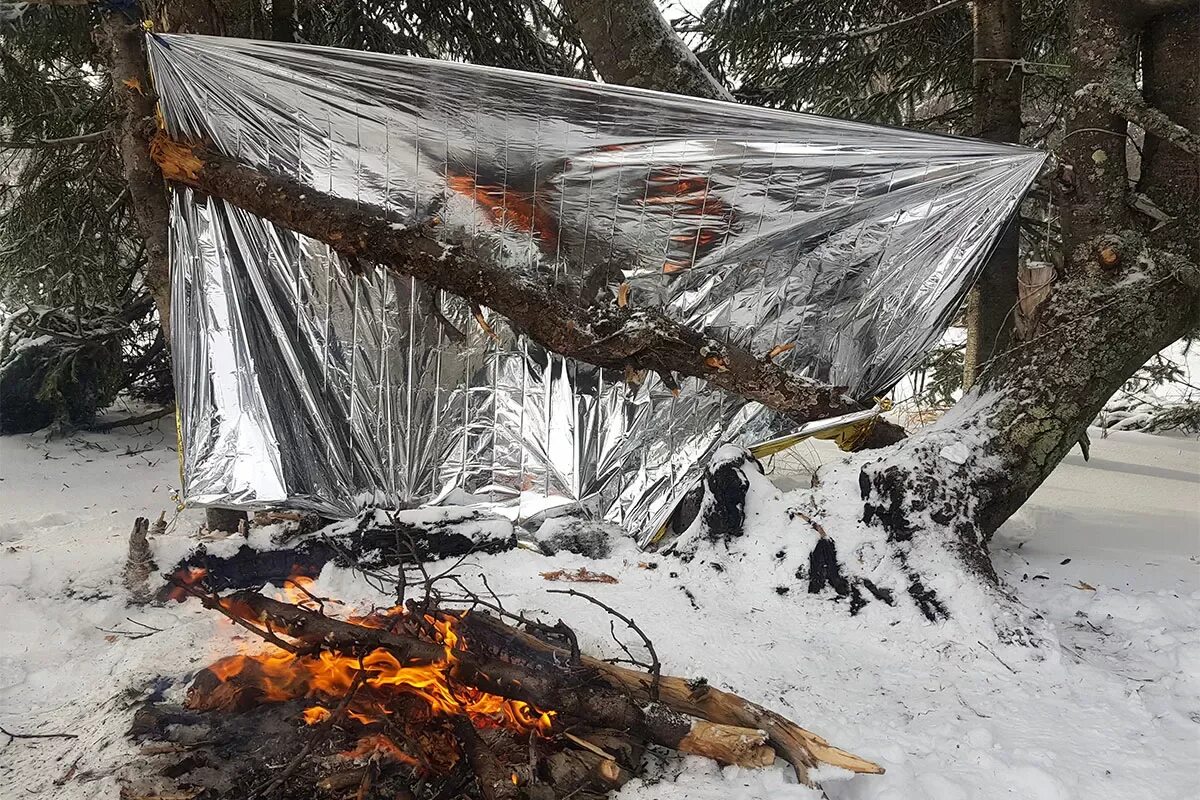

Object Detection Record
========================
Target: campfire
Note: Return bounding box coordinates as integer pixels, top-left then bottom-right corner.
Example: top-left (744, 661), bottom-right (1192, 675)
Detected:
top-left (189, 582), bottom-right (555, 779)
top-left (126, 560), bottom-right (883, 800)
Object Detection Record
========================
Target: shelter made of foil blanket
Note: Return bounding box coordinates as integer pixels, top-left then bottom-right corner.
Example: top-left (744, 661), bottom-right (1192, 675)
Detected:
top-left (148, 34), bottom-right (1044, 536)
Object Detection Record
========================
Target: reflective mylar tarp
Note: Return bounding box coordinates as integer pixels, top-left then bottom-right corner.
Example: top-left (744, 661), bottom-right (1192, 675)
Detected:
top-left (149, 34), bottom-right (1044, 534)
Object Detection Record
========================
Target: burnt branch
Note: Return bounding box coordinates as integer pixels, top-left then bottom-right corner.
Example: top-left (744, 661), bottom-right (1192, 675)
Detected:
top-left (451, 717), bottom-right (522, 800)
top-left (460, 612), bottom-right (883, 786)
top-left (150, 136), bottom-right (897, 434)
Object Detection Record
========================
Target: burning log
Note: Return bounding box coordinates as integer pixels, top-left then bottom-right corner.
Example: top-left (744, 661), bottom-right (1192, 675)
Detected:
top-left (184, 588), bottom-right (879, 790)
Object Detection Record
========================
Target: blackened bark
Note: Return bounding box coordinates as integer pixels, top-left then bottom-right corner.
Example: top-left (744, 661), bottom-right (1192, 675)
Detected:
top-left (561, 0), bottom-right (734, 102)
top-left (964, 0), bottom-right (1023, 387)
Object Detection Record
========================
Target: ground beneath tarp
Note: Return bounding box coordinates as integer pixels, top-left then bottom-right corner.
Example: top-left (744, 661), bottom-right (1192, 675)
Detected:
top-left (1, 418), bottom-right (1197, 800)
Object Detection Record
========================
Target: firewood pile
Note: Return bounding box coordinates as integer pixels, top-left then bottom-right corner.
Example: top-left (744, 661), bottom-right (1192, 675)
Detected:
top-left (122, 521), bottom-right (881, 800)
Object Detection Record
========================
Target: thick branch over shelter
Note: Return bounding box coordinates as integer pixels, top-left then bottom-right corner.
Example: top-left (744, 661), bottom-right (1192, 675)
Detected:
top-left (151, 136), bottom-right (905, 441)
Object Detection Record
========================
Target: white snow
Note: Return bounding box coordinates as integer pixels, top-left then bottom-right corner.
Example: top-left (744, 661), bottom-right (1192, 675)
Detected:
top-left (1, 420), bottom-right (1197, 799)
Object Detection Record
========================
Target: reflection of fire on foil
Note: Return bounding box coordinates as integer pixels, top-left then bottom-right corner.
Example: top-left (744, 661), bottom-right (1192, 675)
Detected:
top-left (149, 35), bottom-right (1044, 538)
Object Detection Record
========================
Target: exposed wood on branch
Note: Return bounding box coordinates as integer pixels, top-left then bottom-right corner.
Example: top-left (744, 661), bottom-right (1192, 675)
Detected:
top-left (151, 137), bottom-right (899, 434)
top-left (677, 720), bottom-right (775, 767)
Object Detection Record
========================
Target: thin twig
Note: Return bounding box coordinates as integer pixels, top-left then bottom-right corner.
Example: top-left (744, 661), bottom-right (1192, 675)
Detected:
top-left (0, 726), bottom-right (78, 745)
top-left (545, 588), bottom-right (660, 699)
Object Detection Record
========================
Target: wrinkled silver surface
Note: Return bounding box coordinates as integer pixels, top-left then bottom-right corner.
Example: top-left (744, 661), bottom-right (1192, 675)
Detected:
top-left (150, 34), bottom-right (1044, 535)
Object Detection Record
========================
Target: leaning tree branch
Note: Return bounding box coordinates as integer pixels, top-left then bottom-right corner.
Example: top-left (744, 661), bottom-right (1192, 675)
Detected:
top-left (1102, 85), bottom-right (1200, 157)
top-left (151, 136), bottom-right (904, 439)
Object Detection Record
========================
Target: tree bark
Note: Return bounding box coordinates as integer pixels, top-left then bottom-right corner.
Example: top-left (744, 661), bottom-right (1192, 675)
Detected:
top-left (846, 0), bottom-right (1198, 624)
top-left (963, 0), bottom-right (1023, 388)
top-left (98, 15), bottom-right (174, 335)
top-left (104, 2), bottom-right (246, 536)
top-left (560, 0), bottom-right (733, 102)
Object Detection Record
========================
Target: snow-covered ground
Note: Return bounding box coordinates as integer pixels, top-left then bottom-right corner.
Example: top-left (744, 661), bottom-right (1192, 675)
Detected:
top-left (1, 420), bottom-right (1197, 799)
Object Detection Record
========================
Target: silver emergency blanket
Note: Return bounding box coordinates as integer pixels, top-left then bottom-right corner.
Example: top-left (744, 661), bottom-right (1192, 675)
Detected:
top-left (149, 34), bottom-right (1044, 535)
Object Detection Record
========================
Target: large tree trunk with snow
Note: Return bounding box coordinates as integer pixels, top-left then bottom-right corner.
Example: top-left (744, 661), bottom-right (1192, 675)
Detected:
top-left (850, 0), bottom-right (1197, 621)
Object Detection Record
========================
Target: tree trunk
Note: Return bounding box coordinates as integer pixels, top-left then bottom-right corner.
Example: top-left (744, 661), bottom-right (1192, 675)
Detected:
top-left (963, 0), bottom-right (1023, 388)
top-left (844, 0), bottom-right (1199, 623)
top-left (1139, 4), bottom-right (1198, 258)
top-left (103, 2), bottom-right (247, 534)
top-left (560, 0), bottom-right (733, 101)
top-left (99, 15), bottom-right (174, 336)
top-left (566, 0), bottom-right (1196, 627)
top-left (270, 0), bottom-right (294, 43)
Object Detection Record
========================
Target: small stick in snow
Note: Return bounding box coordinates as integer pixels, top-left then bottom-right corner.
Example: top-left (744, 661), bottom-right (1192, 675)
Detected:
top-left (0, 725), bottom-right (78, 745)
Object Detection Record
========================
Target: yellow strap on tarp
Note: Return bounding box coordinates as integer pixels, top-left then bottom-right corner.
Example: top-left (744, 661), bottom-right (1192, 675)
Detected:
top-left (175, 405), bottom-right (186, 511)
top-left (748, 398), bottom-right (891, 458)
top-left (810, 397), bottom-right (893, 452)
